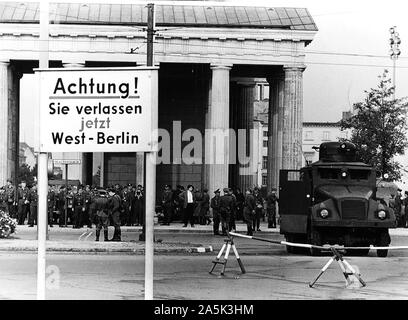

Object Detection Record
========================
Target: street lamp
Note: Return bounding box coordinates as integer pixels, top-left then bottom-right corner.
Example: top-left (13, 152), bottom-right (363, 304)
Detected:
top-left (389, 26), bottom-right (401, 99)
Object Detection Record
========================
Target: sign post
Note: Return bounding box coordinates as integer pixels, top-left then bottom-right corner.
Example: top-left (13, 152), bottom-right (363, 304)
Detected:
top-left (36, 65), bottom-right (158, 300)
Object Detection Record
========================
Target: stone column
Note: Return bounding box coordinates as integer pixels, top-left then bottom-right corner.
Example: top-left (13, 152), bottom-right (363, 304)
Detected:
top-left (206, 64), bottom-right (231, 193)
top-left (62, 62), bottom-right (89, 184)
top-left (0, 61), bottom-right (9, 186)
top-left (237, 81), bottom-right (255, 191)
top-left (267, 72), bottom-right (285, 191)
top-left (282, 66), bottom-right (305, 170)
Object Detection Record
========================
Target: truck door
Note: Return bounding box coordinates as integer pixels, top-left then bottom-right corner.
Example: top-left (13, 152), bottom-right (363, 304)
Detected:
top-left (279, 170), bottom-right (309, 234)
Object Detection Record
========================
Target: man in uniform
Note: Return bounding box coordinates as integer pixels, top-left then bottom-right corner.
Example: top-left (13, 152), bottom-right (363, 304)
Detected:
top-left (161, 185), bottom-right (173, 226)
top-left (243, 188), bottom-right (256, 236)
top-left (66, 187), bottom-right (74, 225)
top-left (57, 186), bottom-right (67, 227)
top-left (210, 189), bottom-right (221, 235)
top-left (180, 185), bottom-right (196, 227)
top-left (121, 184), bottom-right (132, 226)
top-left (108, 188), bottom-right (122, 241)
top-left (253, 187), bottom-right (264, 232)
top-left (228, 188), bottom-right (237, 232)
top-left (28, 183), bottom-right (38, 227)
top-left (0, 187), bottom-right (7, 213)
top-left (47, 185), bottom-right (55, 227)
top-left (82, 185), bottom-right (93, 228)
top-left (17, 180), bottom-right (30, 225)
top-left (395, 188), bottom-right (403, 227)
top-left (94, 189), bottom-right (110, 242)
top-left (266, 189), bottom-right (279, 228)
top-left (219, 188), bottom-right (234, 236)
top-left (73, 186), bottom-right (85, 228)
top-left (132, 185), bottom-right (144, 226)
top-left (5, 179), bottom-right (15, 218)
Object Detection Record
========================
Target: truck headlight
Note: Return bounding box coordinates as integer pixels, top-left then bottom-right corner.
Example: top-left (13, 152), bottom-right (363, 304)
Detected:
top-left (319, 209), bottom-right (329, 218)
top-left (377, 210), bottom-right (386, 220)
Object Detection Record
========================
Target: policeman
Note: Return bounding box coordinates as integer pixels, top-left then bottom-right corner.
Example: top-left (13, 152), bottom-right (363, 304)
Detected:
top-left (47, 185), bottom-right (55, 227)
top-left (161, 184), bottom-right (173, 226)
top-left (253, 187), bottom-right (264, 232)
top-left (243, 188), bottom-right (256, 236)
top-left (73, 186), bottom-right (85, 228)
top-left (0, 187), bottom-right (7, 212)
top-left (266, 189), bottom-right (279, 228)
top-left (94, 189), bottom-right (110, 242)
top-left (17, 180), bottom-right (30, 225)
top-left (82, 185), bottom-right (93, 228)
top-left (28, 184), bottom-right (38, 227)
top-left (108, 188), bottom-right (122, 241)
top-left (210, 189), bottom-right (221, 235)
top-left (5, 179), bottom-right (15, 218)
top-left (219, 188), bottom-right (234, 236)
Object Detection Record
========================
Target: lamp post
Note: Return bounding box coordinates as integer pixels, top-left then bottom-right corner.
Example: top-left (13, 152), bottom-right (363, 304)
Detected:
top-left (389, 26), bottom-right (401, 100)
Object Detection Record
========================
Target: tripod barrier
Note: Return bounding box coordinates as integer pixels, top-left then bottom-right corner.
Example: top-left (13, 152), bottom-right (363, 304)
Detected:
top-left (79, 229), bottom-right (93, 241)
top-left (223, 231), bottom-right (408, 288)
top-left (209, 232), bottom-right (246, 276)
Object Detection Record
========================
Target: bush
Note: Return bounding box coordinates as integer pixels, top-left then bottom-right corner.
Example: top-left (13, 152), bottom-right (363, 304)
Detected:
top-left (0, 210), bottom-right (17, 238)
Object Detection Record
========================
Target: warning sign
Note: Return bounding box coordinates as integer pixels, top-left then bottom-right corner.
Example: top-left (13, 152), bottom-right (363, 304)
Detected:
top-left (36, 67), bottom-right (158, 152)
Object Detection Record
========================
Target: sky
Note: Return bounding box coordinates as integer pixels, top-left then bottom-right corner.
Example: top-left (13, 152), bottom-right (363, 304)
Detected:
top-left (19, 0), bottom-right (408, 146)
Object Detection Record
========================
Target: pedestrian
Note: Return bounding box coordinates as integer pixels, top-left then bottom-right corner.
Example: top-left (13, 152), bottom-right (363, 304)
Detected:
top-left (161, 184), bottom-right (173, 225)
top-left (219, 188), bottom-right (234, 236)
top-left (253, 187), bottom-right (263, 232)
top-left (243, 188), bottom-right (256, 236)
top-left (180, 185), bottom-right (196, 227)
top-left (108, 188), bottom-right (122, 241)
top-left (28, 183), bottom-right (38, 227)
top-left (17, 180), bottom-right (30, 225)
top-left (94, 190), bottom-right (110, 242)
top-left (210, 189), bottom-right (221, 235)
top-left (266, 189), bottom-right (279, 228)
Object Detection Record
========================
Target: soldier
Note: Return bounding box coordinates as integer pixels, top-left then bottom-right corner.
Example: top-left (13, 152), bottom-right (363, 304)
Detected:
top-left (94, 189), bottom-right (110, 242)
top-left (17, 180), bottom-right (30, 225)
top-left (253, 187), bottom-right (264, 232)
top-left (243, 188), bottom-right (256, 236)
top-left (66, 187), bottom-right (74, 225)
top-left (47, 185), bottom-right (55, 227)
top-left (121, 184), bottom-right (132, 226)
top-left (57, 186), bottom-right (67, 227)
top-left (28, 184), bottom-right (38, 227)
top-left (5, 179), bottom-right (15, 218)
top-left (161, 184), bottom-right (173, 226)
top-left (108, 188), bottom-right (122, 241)
top-left (73, 186), bottom-right (85, 228)
top-left (219, 188), bottom-right (234, 236)
top-left (0, 187), bottom-right (7, 213)
top-left (210, 189), bottom-right (221, 235)
top-left (228, 188), bottom-right (237, 232)
top-left (266, 189), bottom-right (279, 228)
top-left (234, 188), bottom-right (245, 221)
top-left (82, 185), bottom-right (93, 228)
top-left (132, 185), bottom-right (144, 226)
top-left (395, 189), bottom-right (403, 227)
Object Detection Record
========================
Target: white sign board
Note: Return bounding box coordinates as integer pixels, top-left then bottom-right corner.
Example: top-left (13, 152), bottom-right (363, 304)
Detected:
top-left (53, 159), bottom-right (81, 165)
top-left (36, 67), bottom-right (158, 152)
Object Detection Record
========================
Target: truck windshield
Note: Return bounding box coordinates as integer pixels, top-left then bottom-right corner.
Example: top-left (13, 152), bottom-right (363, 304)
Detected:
top-left (318, 168), bottom-right (371, 181)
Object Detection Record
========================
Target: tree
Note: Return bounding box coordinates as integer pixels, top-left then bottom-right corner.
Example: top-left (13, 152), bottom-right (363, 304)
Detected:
top-left (17, 163), bottom-right (37, 186)
top-left (340, 70), bottom-right (408, 181)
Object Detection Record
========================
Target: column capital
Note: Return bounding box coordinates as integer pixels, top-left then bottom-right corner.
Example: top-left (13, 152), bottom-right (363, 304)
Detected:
top-left (210, 64), bottom-right (232, 71)
top-left (62, 62), bottom-right (85, 68)
top-left (283, 64), bottom-right (306, 72)
top-left (0, 60), bottom-right (10, 67)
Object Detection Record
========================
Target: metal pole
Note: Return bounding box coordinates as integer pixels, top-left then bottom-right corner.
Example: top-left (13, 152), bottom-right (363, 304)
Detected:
top-left (37, 0), bottom-right (49, 301)
top-left (144, 2), bottom-right (155, 301)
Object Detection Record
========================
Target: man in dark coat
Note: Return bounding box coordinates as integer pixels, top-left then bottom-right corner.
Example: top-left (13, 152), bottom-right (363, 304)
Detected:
top-left (108, 188), bottom-right (122, 241)
top-left (94, 190), bottom-right (110, 241)
top-left (403, 191), bottom-right (408, 228)
top-left (132, 185), bottom-right (144, 226)
top-left (17, 180), bottom-right (30, 225)
top-left (219, 188), bottom-right (235, 236)
top-left (210, 189), bottom-right (221, 235)
top-left (266, 189), bottom-right (279, 228)
top-left (47, 185), bottom-right (55, 227)
top-left (5, 179), bottom-right (15, 218)
top-left (234, 188), bottom-right (245, 221)
top-left (395, 189), bottom-right (403, 227)
top-left (28, 184), bottom-right (38, 227)
top-left (253, 187), bottom-right (264, 232)
top-left (243, 188), bottom-right (256, 236)
top-left (161, 185), bottom-right (173, 226)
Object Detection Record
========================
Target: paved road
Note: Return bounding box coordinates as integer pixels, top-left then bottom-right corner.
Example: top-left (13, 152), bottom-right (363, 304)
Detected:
top-left (1, 235), bottom-right (408, 300)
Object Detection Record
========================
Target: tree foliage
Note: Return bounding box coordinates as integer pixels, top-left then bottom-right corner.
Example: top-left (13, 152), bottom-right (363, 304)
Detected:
top-left (340, 70), bottom-right (408, 181)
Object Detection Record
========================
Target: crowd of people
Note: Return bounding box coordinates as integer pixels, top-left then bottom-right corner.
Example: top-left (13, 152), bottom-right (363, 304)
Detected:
top-left (160, 184), bottom-right (279, 236)
top-left (0, 178), bottom-right (280, 239)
